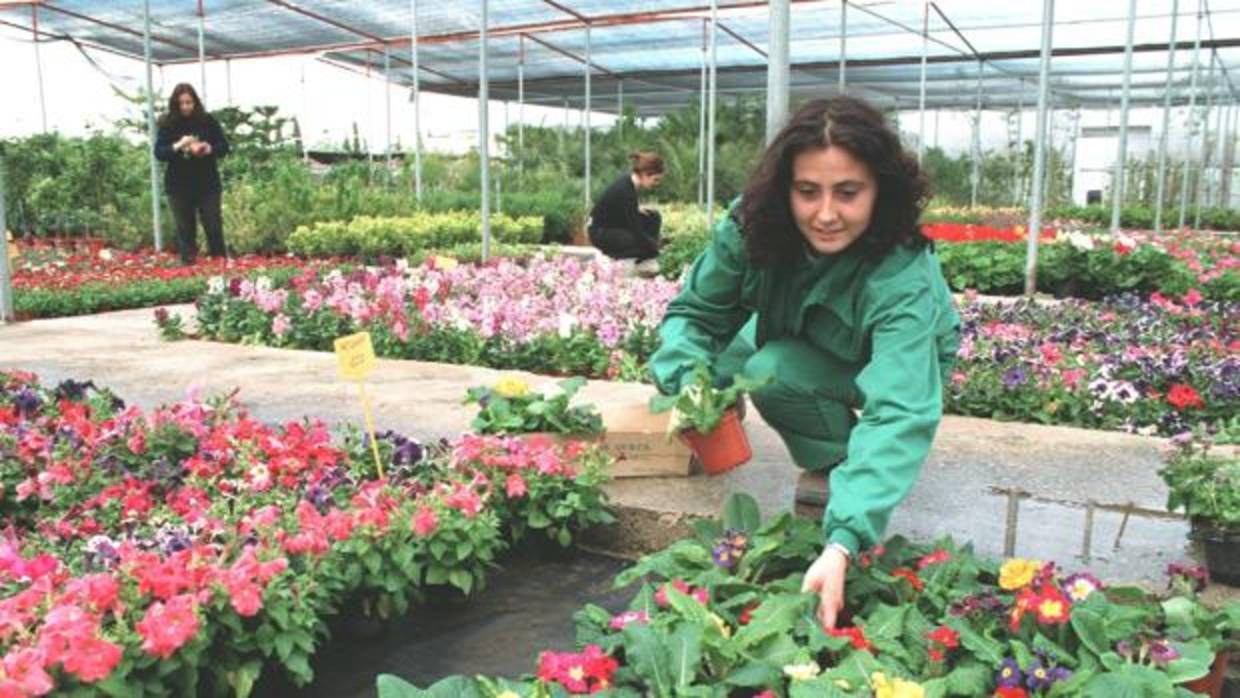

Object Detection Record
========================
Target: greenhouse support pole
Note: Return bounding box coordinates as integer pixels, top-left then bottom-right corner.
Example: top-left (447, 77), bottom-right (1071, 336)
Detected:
top-left (970, 59), bottom-right (983, 207)
top-left (143, 0), bottom-right (162, 252)
top-left (1014, 91), bottom-right (1025, 204)
top-left (1109, 0), bottom-right (1138, 234)
top-left (617, 80), bottom-right (624, 138)
top-left (0, 158), bottom-right (13, 323)
top-left (411, 0), bottom-right (423, 202)
top-left (1179, 0), bottom-right (1204, 230)
top-left (1214, 100), bottom-right (1229, 207)
top-left (1067, 109), bottom-right (1081, 200)
top-left (479, 0), bottom-right (490, 261)
top-left (299, 60), bottom-right (309, 165)
top-left (197, 0), bottom-right (207, 101)
top-left (839, 0), bottom-right (847, 92)
top-left (32, 6), bottom-right (47, 133)
top-left (1153, 0), bottom-right (1179, 233)
top-left (226, 59), bottom-right (233, 106)
top-left (1024, 0), bottom-right (1054, 298)
top-left (384, 44), bottom-right (393, 181)
top-left (517, 35), bottom-right (524, 184)
top-left (698, 20), bottom-right (707, 207)
top-left (1222, 103), bottom-right (1237, 206)
top-left (1195, 52), bottom-right (1216, 229)
top-left (917, 2), bottom-right (928, 163)
top-left (584, 23), bottom-right (592, 206)
top-left (766, 0), bottom-right (790, 145)
top-left (706, 0), bottom-right (718, 228)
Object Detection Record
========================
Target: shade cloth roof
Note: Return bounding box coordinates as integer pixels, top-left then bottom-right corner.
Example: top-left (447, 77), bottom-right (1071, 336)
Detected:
top-left (3, 0), bottom-right (1240, 115)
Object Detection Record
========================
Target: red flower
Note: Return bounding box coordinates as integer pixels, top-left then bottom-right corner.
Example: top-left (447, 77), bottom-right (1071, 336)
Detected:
top-left (926, 625), bottom-right (960, 649)
top-left (136, 595), bottom-right (200, 659)
top-left (536, 644), bottom-right (618, 694)
top-left (892, 567), bottom-right (925, 592)
top-left (827, 625), bottom-right (875, 653)
top-left (60, 634), bottom-right (122, 683)
top-left (738, 602), bottom-right (760, 625)
top-left (1166, 384), bottom-right (1205, 411)
top-left (994, 688), bottom-right (1028, 698)
top-left (413, 506), bottom-right (438, 537)
top-left (916, 549), bottom-right (952, 570)
top-left (0, 646), bottom-right (54, 696)
top-left (1034, 585), bottom-right (1071, 625)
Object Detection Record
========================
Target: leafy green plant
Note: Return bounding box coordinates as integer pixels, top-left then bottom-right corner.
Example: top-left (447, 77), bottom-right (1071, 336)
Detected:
top-left (464, 376), bottom-right (603, 435)
top-left (1159, 428), bottom-right (1240, 529)
top-left (649, 362), bottom-right (770, 436)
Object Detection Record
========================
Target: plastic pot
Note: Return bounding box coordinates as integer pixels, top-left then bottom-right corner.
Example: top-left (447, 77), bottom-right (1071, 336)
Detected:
top-left (1196, 524), bottom-right (1240, 587)
top-left (678, 408), bottom-right (752, 476)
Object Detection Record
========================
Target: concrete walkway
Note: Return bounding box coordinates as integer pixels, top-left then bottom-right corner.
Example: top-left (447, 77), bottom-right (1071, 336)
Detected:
top-left (0, 305), bottom-right (1216, 588)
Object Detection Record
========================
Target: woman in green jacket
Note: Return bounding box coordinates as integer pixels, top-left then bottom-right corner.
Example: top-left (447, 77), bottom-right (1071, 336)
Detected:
top-left (649, 96), bottom-right (960, 630)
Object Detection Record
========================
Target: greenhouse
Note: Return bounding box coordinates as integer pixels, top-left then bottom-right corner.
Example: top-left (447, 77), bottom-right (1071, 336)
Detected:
top-left (0, 1), bottom-right (1237, 696)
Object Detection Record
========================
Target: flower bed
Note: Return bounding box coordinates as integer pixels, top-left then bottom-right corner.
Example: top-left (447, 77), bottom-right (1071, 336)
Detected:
top-left (285, 211), bottom-right (543, 259)
top-left (192, 254), bottom-right (679, 380)
top-left (380, 494), bottom-right (1240, 697)
top-left (0, 371), bottom-right (613, 696)
top-left (949, 291), bottom-right (1238, 435)
top-left (183, 257), bottom-right (1236, 436)
top-left (10, 240), bottom-right (310, 319)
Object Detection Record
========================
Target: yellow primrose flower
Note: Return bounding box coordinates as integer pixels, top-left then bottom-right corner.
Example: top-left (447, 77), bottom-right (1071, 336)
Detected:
top-left (496, 692), bottom-right (520, 698)
top-left (782, 660), bottom-right (821, 681)
top-left (494, 376), bottom-right (530, 399)
top-left (999, 558), bottom-right (1042, 590)
top-left (871, 672), bottom-right (925, 698)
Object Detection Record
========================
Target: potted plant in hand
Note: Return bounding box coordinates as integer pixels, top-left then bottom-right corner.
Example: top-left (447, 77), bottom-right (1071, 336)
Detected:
top-left (1159, 422), bottom-right (1240, 586)
top-left (464, 375), bottom-right (604, 438)
top-left (650, 362), bottom-right (769, 476)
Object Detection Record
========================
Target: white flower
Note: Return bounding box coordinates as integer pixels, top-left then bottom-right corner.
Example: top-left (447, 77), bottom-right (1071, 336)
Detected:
top-left (783, 660), bottom-right (821, 681)
top-left (207, 276), bottom-right (225, 294)
top-left (98, 248), bottom-right (113, 261)
top-left (255, 276), bottom-right (273, 294)
top-left (1066, 231), bottom-right (1095, 251)
top-left (557, 312), bottom-right (576, 339)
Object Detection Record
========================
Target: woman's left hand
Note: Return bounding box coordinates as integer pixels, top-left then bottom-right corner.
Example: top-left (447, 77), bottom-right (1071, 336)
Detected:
top-left (192, 142), bottom-right (212, 157)
top-left (801, 545), bottom-right (848, 630)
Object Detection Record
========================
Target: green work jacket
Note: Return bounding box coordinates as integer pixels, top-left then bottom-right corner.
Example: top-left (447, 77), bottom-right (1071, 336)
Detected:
top-left (651, 209), bottom-right (961, 555)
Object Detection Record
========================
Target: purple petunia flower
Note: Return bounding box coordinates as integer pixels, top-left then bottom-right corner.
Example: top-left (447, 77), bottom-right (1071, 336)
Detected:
top-left (1001, 366), bottom-right (1029, 389)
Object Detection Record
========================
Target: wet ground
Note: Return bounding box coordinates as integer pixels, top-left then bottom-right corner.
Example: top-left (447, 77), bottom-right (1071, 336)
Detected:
top-left (254, 549), bottom-right (634, 697)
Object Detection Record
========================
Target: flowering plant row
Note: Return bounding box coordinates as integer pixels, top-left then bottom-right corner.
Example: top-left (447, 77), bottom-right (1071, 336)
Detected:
top-left (179, 257), bottom-right (1235, 436)
top-left (465, 376), bottom-right (605, 436)
top-left (379, 494), bottom-right (1239, 697)
top-left (10, 242), bottom-right (310, 319)
top-left (0, 371), bottom-right (614, 696)
top-left (947, 291), bottom-right (1237, 436)
top-left (190, 254), bottom-right (678, 380)
top-left (285, 211), bottom-right (543, 259)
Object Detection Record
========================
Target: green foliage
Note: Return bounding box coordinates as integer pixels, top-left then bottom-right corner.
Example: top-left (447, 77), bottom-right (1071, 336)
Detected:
top-left (649, 362), bottom-right (772, 436)
top-left (285, 211), bottom-right (543, 259)
top-left (464, 376), bottom-right (604, 435)
top-left (1159, 427), bottom-right (1240, 528)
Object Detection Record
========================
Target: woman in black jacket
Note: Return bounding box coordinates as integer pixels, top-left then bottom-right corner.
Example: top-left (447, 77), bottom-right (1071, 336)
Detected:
top-left (588, 151), bottom-right (665, 272)
top-left (154, 83), bottom-right (230, 264)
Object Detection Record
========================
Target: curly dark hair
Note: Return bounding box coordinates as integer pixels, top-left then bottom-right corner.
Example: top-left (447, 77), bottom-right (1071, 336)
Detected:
top-left (738, 96), bottom-right (930, 267)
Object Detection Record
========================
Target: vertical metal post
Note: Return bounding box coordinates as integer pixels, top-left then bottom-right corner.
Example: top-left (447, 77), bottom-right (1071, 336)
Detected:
top-left (766, 0), bottom-right (790, 145)
top-left (384, 44), bottom-right (393, 180)
top-left (706, 0), bottom-right (718, 227)
top-left (1024, 0), bottom-right (1054, 297)
top-left (299, 60), bottom-right (309, 164)
top-left (412, 0), bottom-right (423, 202)
top-left (1014, 91), bottom-right (1025, 204)
top-left (1110, 0), bottom-right (1138, 234)
top-left (698, 20), bottom-right (707, 207)
top-left (917, 2), bottom-right (929, 163)
top-left (584, 23), bottom-right (592, 205)
top-left (143, 0), bottom-right (162, 252)
top-left (197, 0), bottom-right (207, 101)
top-left (1195, 52), bottom-right (1216, 229)
top-left (479, 0), bottom-right (490, 261)
top-left (517, 34), bottom-right (524, 184)
top-left (839, 0), bottom-right (847, 93)
top-left (365, 57), bottom-right (374, 174)
top-left (1213, 99), bottom-right (1228, 207)
top-left (971, 60), bottom-right (983, 207)
top-left (618, 80), bottom-right (624, 138)
top-left (1067, 109), bottom-right (1080, 202)
top-left (1222, 102), bottom-right (1237, 207)
top-left (1179, 0), bottom-right (1204, 230)
top-left (0, 157), bottom-right (13, 323)
top-left (32, 6), bottom-right (47, 133)
top-left (1154, 0), bottom-right (1180, 233)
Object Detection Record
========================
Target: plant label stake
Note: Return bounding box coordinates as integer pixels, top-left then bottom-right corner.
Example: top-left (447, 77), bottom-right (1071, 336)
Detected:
top-left (334, 331), bottom-right (384, 478)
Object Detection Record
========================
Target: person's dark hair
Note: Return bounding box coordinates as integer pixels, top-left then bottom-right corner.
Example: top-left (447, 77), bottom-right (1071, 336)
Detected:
top-left (738, 96), bottom-right (929, 267)
top-left (159, 83), bottom-right (207, 128)
top-left (628, 151), bottom-right (665, 176)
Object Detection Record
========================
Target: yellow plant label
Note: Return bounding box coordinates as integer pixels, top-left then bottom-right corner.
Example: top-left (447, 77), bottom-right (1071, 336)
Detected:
top-left (334, 332), bottom-right (376, 381)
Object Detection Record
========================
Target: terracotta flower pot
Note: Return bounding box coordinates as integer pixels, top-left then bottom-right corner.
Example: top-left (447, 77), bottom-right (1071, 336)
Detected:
top-left (678, 408), bottom-right (752, 476)
top-left (1183, 651), bottom-right (1229, 697)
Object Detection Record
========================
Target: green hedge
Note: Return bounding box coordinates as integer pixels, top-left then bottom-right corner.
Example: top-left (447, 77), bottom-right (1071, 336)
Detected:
top-left (285, 211), bottom-right (543, 259)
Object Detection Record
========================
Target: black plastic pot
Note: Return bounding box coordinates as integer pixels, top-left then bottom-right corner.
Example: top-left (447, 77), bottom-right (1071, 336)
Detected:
top-left (1194, 524), bottom-right (1240, 587)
